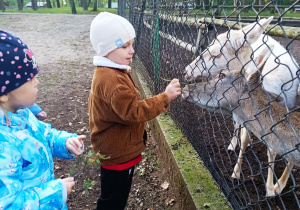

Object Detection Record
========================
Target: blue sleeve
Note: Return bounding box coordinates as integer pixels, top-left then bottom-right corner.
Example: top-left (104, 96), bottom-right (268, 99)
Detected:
top-left (28, 103), bottom-right (42, 116)
top-left (25, 110), bottom-right (78, 159)
top-left (46, 125), bottom-right (78, 159)
top-left (28, 111), bottom-right (79, 159)
top-left (0, 141), bottom-right (67, 210)
top-left (37, 123), bottom-right (78, 159)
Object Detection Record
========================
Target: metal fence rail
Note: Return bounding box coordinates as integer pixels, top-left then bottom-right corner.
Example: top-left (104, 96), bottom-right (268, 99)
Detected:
top-left (120, 0), bottom-right (300, 209)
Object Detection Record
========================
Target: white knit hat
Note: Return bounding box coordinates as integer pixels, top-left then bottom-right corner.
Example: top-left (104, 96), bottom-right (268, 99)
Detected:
top-left (90, 12), bottom-right (136, 56)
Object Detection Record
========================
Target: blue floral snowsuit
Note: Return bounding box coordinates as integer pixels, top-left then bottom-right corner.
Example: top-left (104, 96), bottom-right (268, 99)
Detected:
top-left (0, 108), bottom-right (78, 209)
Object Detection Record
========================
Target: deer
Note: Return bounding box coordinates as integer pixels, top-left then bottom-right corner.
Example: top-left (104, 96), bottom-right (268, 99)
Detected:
top-left (184, 16), bottom-right (299, 180)
top-left (182, 50), bottom-right (300, 196)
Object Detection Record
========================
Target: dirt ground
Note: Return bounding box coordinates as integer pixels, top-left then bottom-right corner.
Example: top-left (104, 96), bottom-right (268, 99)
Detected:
top-left (1, 14), bottom-right (181, 210)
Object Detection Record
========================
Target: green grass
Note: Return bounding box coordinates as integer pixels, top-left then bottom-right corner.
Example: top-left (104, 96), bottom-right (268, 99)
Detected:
top-left (224, 9), bottom-right (300, 18)
top-left (156, 8), bottom-right (300, 18)
top-left (2, 7), bottom-right (117, 15)
top-left (157, 113), bottom-right (230, 209)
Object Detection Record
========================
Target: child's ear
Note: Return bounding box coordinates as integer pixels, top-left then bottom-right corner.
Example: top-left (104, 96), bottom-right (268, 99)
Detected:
top-left (0, 95), bottom-right (9, 103)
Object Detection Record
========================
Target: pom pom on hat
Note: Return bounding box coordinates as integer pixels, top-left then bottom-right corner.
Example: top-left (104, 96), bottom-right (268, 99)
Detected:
top-left (0, 30), bottom-right (39, 96)
top-left (90, 12), bottom-right (136, 56)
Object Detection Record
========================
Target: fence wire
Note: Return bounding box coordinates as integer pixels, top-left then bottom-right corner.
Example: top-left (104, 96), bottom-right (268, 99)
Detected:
top-left (120, 0), bottom-right (300, 209)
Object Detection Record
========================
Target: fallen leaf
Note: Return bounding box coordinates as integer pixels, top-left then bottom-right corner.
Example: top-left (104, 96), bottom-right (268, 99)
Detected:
top-left (161, 181), bottom-right (169, 190)
top-left (165, 198), bottom-right (175, 206)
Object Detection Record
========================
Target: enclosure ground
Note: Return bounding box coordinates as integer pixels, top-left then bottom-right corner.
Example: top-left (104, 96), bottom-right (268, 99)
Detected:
top-left (1, 13), bottom-right (182, 209)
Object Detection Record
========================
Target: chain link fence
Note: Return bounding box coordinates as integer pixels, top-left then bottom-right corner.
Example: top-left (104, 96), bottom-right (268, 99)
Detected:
top-left (119, 0), bottom-right (300, 209)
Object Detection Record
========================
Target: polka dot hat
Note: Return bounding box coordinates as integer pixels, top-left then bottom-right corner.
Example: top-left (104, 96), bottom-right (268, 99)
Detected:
top-left (0, 30), bottom-right (39, 96)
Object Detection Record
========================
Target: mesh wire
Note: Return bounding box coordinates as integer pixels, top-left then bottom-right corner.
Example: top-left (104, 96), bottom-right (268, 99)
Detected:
top-left (121, 0), bottom-right (300, 209)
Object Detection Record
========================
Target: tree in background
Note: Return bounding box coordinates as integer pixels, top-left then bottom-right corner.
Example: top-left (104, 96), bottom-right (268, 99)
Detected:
top-left (92, 0), bottom-right (97, 11)
top-left (204, 0), bottom-right (209, 10)
top-left (56, 0), bottom-right (60, 8)
top-left (0, 0), bottom-right (5, 12)
top-left (82, 0), bottom-right (87, 10)
top-left (259, 0), bottom-right (264, 7)
top-left (46, 0), bottom-right (52, 8)
top-left (31, 0), bottom-right (37, 10)
top-left (17, 0), bottom-right (23, 10)
top-left (70, 0), bottom-right (77, 13)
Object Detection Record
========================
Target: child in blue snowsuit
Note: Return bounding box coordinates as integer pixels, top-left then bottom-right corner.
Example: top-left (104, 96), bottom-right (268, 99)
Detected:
top-left (0, 30), bottom-right (85, 209)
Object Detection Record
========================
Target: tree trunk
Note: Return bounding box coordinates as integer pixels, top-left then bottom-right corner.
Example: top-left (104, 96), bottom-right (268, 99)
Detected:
top-left (258, 0), bottom-right (264, 10)
top-left (82, 0), bottom-right (87, 10)
top-left (118, 0), bottom-right (126, 16)
top-left (87, 0), bottom-right (91, 7)
top-left (195, 0), bottom-right (200, 9)
top-left (31, 0), bottom-right (37, 10)
top-left (56, 0), bottom-right (60, 8)
top-left (234, 0), bottom-right (238, 9)
top-left (0, 0), bottom-right (5, 12)
top-left (17, 0), bottom-right (24, 10)
top-left (52, 0), bottom-right (56, 8)
top-left (183, 0), bottom-right (188, 15)
top-left (69, 0), bottom-right (77, 14)
top-left (204, 0), bottom-right (209, 10)
top-left (108, 0), bottom-right (111, 8)
top-left (46, 0), bottom-right (52, 8)
top-left (243, 0), bottom-right (249, 12)
top-left (93, 0), bottom-right (97, 11)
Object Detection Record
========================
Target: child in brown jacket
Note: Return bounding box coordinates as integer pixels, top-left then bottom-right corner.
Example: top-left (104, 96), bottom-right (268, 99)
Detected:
top-left (89, 12), bottom-right (181, 210)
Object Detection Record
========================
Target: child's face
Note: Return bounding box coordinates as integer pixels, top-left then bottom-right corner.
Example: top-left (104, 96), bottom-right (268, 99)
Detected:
top-left (106, 39), bottom-right (135, 65)
top-left (5, 77), bottom-right (39, 113)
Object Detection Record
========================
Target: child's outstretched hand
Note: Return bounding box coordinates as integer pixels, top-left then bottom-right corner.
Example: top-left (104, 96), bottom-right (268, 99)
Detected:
top-left (66, 135), bottom-right (86, 156)
top-left (165, 78), bottom-right (181, 101)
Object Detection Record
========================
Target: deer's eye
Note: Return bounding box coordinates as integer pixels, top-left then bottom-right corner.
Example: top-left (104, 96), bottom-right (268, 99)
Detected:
top-left (218, 73), bottom-right (225, 80)
top-left (210, 53), bottom-right (222, 61)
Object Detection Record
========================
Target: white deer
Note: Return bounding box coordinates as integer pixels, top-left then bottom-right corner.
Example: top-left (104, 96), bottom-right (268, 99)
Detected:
top-left (184, 16), bottom-right (299, 180)
top-left (182, 56), bottom-right (300, 196)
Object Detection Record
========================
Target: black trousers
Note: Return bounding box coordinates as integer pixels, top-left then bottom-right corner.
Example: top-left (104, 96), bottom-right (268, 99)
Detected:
top-left (97, 166), bottom-right (135, 210)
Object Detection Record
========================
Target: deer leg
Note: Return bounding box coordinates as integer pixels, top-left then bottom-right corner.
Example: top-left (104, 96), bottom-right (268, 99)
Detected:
top-left (266, 148), bottom-right (277, 197)
top-left (231, 127), bottom-right (251, 179)
top-left (274, 161), bottom-right (294, 194)
top-left (228, 122), bottom-right (240, 151)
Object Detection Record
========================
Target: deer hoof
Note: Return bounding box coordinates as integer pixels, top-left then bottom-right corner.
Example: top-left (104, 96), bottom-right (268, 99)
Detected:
top-left (266, 187), bottom-right (275, 197)
top-left (227, 144), bottom-right (235, 151)
top-left (231, 172), bottom-right (240, 179)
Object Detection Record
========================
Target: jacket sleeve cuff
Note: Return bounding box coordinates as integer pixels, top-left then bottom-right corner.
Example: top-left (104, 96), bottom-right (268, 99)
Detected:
top-left (50, 130), bottom-right (78, 159)
top-left (28, 103), bottom-right (43, 116)
top-left (158, 92), bottom-right (170, 111)
top-left (32, 179), bottom-right (66, 209)
top-left (58, 179), bottom-right (68, 203)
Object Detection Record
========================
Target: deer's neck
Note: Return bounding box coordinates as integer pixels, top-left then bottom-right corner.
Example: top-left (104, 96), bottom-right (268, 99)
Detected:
top-left (234, 86), bottom-right (284, 137)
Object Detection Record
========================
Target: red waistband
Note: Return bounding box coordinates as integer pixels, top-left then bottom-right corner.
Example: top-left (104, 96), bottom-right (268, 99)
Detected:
top-left (101, 155), bottom-right (142, 171)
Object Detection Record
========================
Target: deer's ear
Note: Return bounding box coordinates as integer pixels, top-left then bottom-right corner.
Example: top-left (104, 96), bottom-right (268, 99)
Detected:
top-left (267, 91), bottom-right (284, 103)
top-left (241, 16), bottom-right (273, 45)
top-left (247, 70), bottom-right (260, 88)
top-left (254, 43), bottom-right (274, 70)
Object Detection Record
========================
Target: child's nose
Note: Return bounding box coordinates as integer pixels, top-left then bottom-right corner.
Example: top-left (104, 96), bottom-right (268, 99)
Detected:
top-left (35, 78), bottom-right (40, 86)
top-left (129, 46), bottom-right (135, 54)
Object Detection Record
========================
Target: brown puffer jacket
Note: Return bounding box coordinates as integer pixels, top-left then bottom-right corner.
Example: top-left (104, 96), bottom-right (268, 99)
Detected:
top-left (88, 66), bottom-right (170, 165)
